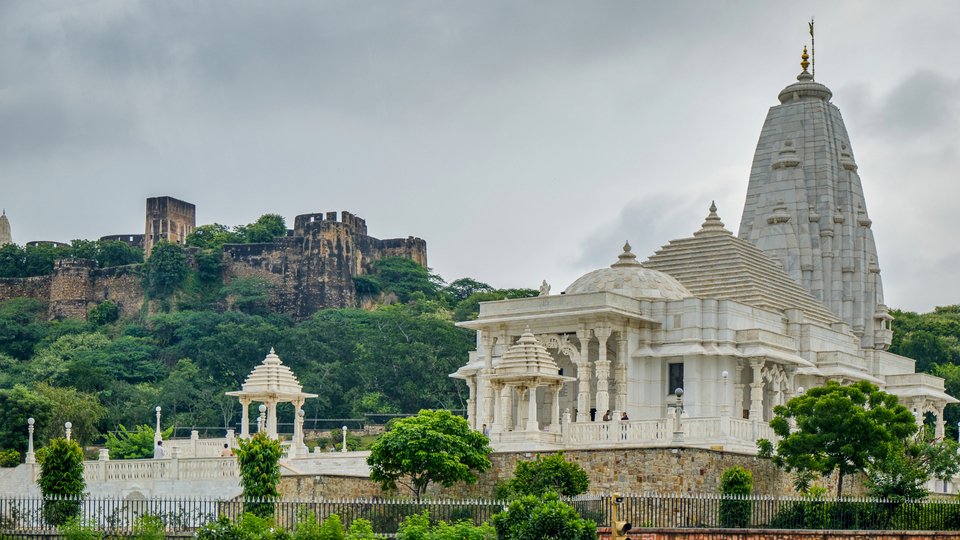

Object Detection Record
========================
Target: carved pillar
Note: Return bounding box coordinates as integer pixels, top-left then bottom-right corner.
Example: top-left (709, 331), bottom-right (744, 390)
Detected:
top-left (733, 361), bottom-right (744, 418)
top-left (575, 327), bottom-right (592, 422)
top-left (267, 400), bottom-right (278, 439)
top-left (594, 326), bottom-right (613, 415)
top-left (551, 384), bottom-right (562, 433)
top-left (749, 360), bottom-right (765, 421)
top-left (615, 332), bottom-right (628, 412)
top-left (783, 367), bottom-right (797, 403)
top-left (466, 378), bottom-right (478, 430)
top-left (500, 385), bottom-right (514, 432)
top-left (491, 382), bottom-right (502, 433)
top-left (936, 403), bottom-right (946, 440)
top-left (240, 397), bottom-right (251, 439)
top-left (526, 386), bottom-right (540, 432)
top-left (480, 333), bottom-right (496, 428)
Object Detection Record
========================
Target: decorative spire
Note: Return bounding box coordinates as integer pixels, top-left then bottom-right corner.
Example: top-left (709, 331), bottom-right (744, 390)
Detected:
top-left (611, 241), bottom-right (640, 267)
top-left (800, 45), bottom-right (810, 72)
top-left (696, 201), bottom-right (729, 235)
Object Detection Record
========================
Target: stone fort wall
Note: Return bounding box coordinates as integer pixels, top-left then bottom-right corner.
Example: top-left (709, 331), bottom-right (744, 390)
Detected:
top-left (0, 205), bottom-right (426, 321)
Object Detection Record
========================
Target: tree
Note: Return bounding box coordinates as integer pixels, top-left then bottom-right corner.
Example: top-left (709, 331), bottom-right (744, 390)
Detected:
top-left (37, 437), bottom-right (85, 525)
top-left (0, 384), bottom-right (54, 454)
top-left (865, 435), bottom-right (960, 501)
top-left (758, 381), bottom-right (918, 498)
top-left (719, 465), bottom-right (753, 528)
top-left (105, 424), bottom-right (173, 460)
top-left (236, 432), bottom-right (283, 517)
top-left (500, 452), bottom-right (589, 498)
top-left (34, 383), bottom-right (107, 447)
top-left (240, 214), bottom-right (287, 243)
top-left (144, 241), bottom-right (188, 297)
top-left (369, 257), bottom-right (443, 303)
top-left (443, 278), bottom-right (494, 304)
top-left (87, 300), bottom-right (120, 326)
top-left (367, 409), bottom-right (492, 501)
top-left (491, 492), bottom-right (596, 540)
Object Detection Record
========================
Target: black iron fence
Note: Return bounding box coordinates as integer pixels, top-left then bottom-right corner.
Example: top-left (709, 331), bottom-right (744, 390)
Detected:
top-left (2, 494), bottom-right (960, 536)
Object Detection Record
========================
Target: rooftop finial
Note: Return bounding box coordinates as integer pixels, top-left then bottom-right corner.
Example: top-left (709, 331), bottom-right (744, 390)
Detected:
top-left (623, 240), bottom-right (632, 252)
top-left (808, 17), bottom-right (815, 79)
top-left (800, 45), bottom-right (810, 72)
top-left (697, 201), bottom-right (728, 234)
top-left (611, 241), bottom-right (640, 267)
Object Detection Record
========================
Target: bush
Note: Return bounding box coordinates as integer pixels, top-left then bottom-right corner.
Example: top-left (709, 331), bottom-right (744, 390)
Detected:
top-left (195, 513), bottom-right (291, 540)
top-left (294, 513), bottom-right (346, 540)
top-left (133, 515), bottom-right (165, 540)
top-left (0, 448), bottom-right (20, 467)
top-left (345, 519), bottom-right (376, 540)
top-left (38, 438), bottom-right (85, 526)
top-left (59, 519), bottom-right (102, 540)
top-left (719, 465), bottom-right (752, 528)
top-left (237, 433), bottom-right (283, 518)
top-left (492, 492), bottom-right (596, 540)
top-left (500, 452), bottom-right (589, 498)
top-left (397, 511), bottom-right (495, 540)
top-left (88, 301), bottom-right (120, 326)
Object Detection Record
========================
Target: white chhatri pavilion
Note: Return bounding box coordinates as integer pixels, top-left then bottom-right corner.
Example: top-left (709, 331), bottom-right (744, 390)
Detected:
top-left (226, 348), bottom-right (317, 455)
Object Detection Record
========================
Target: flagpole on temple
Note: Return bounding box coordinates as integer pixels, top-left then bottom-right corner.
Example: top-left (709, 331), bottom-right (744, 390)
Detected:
top-left (809, 18), bottom-right (815, 79)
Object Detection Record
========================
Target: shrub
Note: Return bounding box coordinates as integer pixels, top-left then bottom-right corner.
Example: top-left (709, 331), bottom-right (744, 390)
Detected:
top-left (345, 518), bottom-right (376, 540)
top-left (500, 452), bottom-right (589, 498)
top-left (397, 511), bottom-right (494, 540)
top-left (719, 465), bottom-right (752, 528)
top-left (237, 433), bottom-right (283, 518)
top-left (87, 301), bottom-right (119, 326)
top-left (133, 515), bottom-right (165, 540)
top-left (492, 492), bottom-right (596, 540)
top-left (294, 513), bottom-right (346, 540)
top-left (38, 438), bottom-right (85, 526)
top-left (0, 448), bottom-right (20, 467)
top-left (59, 519), bottom-right (102, 540)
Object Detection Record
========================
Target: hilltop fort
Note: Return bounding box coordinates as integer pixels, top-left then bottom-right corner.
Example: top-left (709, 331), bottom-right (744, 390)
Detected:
top-left (0, 196), bottom-right (426, 320)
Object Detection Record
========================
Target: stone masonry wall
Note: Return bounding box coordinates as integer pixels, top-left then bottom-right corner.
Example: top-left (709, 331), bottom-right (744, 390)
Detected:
top-left (282, 448), bottom-right (865, 500)
top-left (0, 276), bottom-right (51, 306)
top-left (91, 265), bottom-right (145, 319)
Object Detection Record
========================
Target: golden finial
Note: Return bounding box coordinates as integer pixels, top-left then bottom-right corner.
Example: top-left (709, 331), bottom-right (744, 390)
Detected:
top-left (800, 45), bottom-right (810, 72)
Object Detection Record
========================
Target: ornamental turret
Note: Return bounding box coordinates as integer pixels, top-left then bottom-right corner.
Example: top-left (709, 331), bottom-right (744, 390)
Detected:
top-left (0, 210), bottom-right (11, 247)
top-left (738, 47), bottom-right (888, 349)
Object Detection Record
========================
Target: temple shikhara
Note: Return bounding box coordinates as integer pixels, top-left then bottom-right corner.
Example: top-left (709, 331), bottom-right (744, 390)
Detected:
top-left (451, 48), bottom-right (956, 453)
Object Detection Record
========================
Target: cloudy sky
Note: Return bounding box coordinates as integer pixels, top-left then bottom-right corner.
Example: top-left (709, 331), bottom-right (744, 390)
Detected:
top-left (2, 1), bottom-right (959, 312)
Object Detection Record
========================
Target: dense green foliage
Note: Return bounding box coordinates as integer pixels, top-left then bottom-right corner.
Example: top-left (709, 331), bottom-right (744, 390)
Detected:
top-left (0, 448), bottom-right (20, 467)
top-left (719, 466), bottom-right (753, 528)
top-left (0, 240), bottom-right (142, 278)
top-left (498, 452), bottom-right (590, 499)
top-left (865, 435), bottom-right (960, 501)
top-left (38, 438), bottom-right (85, 525)
top-left (491, 492), bottom-right (597, 540)
top-left (396, 511), bottom-right (495, 540)
top-left (105, 424), bottom-right (173, 460)
top-left (197, 513), bottom-right (377, 540)
top-left (758, 381), bottom-right (918, 498)
top-left (144, 242), bottom-right (189, 297)
top-left (368, 409), bottom-right (492, 501)
top-left (237, 433), bottom-right (283, 517)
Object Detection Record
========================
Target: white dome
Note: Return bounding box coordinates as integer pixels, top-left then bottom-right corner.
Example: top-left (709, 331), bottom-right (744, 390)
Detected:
top-left (565, 242), bottom-right (692, 300)
top-left (239, 348), bottom-right (306, 395)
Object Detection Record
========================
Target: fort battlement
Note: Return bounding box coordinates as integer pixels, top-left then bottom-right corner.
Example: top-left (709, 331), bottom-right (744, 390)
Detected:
top-left (294, 211), bottom-right (368, 236)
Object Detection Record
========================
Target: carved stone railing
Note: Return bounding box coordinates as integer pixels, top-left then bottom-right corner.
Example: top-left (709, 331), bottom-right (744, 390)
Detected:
top-left (561, 416), bottom-right (773, 454)
top-left (83, 457), bottom-right (238, 484)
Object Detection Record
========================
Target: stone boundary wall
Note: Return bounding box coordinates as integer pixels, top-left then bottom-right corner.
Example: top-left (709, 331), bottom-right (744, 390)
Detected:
top-left (596, 529), bottom-right (960, 540)
top-left (0, 276), bottom-right (51, 305)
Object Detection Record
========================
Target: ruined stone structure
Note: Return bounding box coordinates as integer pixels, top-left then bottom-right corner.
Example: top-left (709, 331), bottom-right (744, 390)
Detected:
top-left (144, 196), bottom-right (196, 257)
top-left (223, 210), bottom-right (427, 318)
top-left (0, 199), bottom-right (426, 321)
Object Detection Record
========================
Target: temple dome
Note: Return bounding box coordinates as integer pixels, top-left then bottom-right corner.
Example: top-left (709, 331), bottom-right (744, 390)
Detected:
top-left (495, 329), bottom-right (561, 377)
top-left (237, 348), bottom-right (307, 395)
top-left (564, 242), bottom-right (692, 300)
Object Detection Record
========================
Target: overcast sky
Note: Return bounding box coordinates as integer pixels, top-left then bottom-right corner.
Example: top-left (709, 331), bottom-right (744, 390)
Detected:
top-left (2, 1), bottom-right (959, 312)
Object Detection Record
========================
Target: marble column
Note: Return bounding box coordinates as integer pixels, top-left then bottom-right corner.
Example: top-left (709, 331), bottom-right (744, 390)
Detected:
top-left (576, 327), bottom-right (592, 422)
top-left (936, 403), bottom-right (946, 440)
top-left (733, 361), bottom-right (744, 418)
top-left (749, 360), bottom-right (765, 421)
top-left (594, 326), bottom-right (612, 415)
top-left (500, 385), bottom-right (513, 432)
top-left (267, 400), bottom-right (278, 439)
top-left (615, 332), bottom-right (628, 412)
top-left (526, 386), bottom-right (540, 432)
top-left (551, 384), bottom-right (562, 433)
top-left (466, 379), bottom-right (477, 430)
top-left (480, 333), bottom-right (496, 428)
top-left (240, 397), bottom-right (251, 439)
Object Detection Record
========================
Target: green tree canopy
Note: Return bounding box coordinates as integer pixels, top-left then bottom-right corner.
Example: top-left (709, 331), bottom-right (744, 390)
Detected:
top-left (145, 241), bottom-right (189, 297)
top-left (367, 409), bottom-right (492, 501)
top-left (37, 437), bottom-right (85, 525)
top-left (236, 432), bottom-right (283, 517)
top-left (105, 424), bottom-right (173, 460)
top-left (758, 380), bottom-right (918, 498)
top-left (500, 452), bottom-right (589, 498)
top-left (491, 492), bottom-right (596, 540)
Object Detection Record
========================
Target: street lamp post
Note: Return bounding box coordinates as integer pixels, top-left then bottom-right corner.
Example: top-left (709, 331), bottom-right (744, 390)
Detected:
top-left (341, 425), bottom-right (348, 453)
top-left (155, 406), bottom-right (162, 443)
top-left (258, 405), bottom-right (267, 434)
top-left (64, 421), bottom-right (73, 441)
top-left (672, 388), bottom-right (684, 443)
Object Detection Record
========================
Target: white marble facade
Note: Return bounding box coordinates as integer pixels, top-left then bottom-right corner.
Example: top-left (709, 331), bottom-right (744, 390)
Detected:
top-left (451, 54), bottom-right (956, 454)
